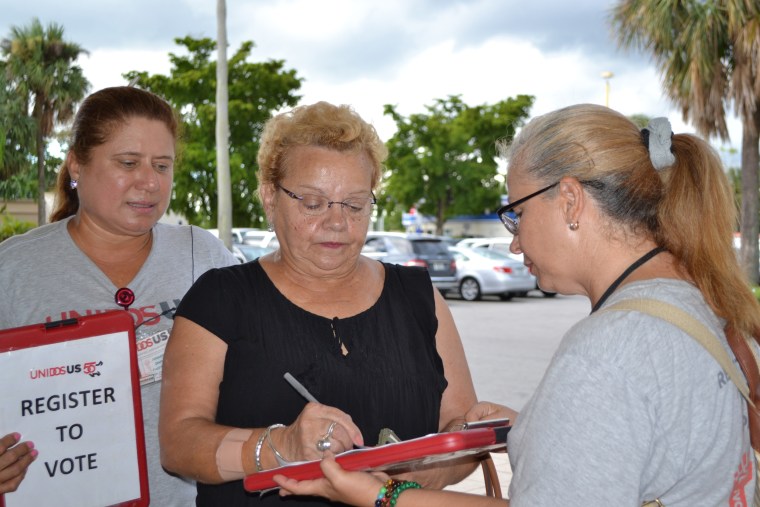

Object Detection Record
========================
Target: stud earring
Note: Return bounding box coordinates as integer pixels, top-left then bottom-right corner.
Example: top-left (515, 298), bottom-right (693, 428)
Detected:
top-left (69, 179), bottom-right (78, 190)
top-left (568, 222), bottom-right (579, 231)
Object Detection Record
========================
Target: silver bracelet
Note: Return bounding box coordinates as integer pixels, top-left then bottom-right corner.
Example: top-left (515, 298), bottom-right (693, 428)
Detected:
top-left (254, 429), bottom-right (267, 472)
top-left (265, 424), bottom-right (289, 466)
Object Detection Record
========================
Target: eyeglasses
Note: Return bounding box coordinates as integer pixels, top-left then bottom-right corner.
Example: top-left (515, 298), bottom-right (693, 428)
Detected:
top-left (277, 184), bottom-right (376, 219)
top-left (496, 182), bottom-right (558, 235)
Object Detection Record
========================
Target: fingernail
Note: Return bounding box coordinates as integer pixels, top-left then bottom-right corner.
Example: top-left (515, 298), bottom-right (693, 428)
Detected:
top-left (12, 432), bottom-right (21, 442)
top-left (26, 441), bottom-right (35, 450)
top-left (30, 449), bottom-right (39, 458)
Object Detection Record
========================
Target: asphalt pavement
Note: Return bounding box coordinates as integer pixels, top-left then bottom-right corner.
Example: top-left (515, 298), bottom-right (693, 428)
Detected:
top-left (442, 290), bottom-right (591, 498)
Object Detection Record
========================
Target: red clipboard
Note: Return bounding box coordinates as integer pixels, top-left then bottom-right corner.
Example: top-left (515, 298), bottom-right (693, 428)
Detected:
top-left (244, 425), bottom-right (509, 492)
top-left (0, 311), bottom-right (149, 507)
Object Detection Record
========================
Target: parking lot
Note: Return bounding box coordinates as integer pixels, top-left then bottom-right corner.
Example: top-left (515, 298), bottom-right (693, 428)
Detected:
top-left (444, 290), bottom-right (590, 497)
top-left (447, 290), bottom-right (590, 411)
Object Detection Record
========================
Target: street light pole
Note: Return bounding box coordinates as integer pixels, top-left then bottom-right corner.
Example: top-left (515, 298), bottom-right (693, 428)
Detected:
top-left (601, 71), bottom-right (614, 107)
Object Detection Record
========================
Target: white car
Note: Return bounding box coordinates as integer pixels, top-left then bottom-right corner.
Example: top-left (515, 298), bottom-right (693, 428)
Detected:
top-left (448, 246), bottom-right (536, 301)
top-left (242, 229), bottom-right (280, 249)
top-left (206, 227), bottom-right (260, 244)
top-left (456, 236), bottom-right (514, 257)
top-left (232, 243), bottom-right (275, 263)
top-left (456, 237), bottom-right (556, 297)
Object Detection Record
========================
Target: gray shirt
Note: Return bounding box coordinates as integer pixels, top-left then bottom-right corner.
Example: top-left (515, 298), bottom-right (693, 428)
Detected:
top-left (508, 279), bottom-right (756, 506)
top-left (0, 217), bottom-right (238, 506)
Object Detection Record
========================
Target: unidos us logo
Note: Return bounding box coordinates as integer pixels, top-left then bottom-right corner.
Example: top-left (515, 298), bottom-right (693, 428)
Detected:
top-left (29, 360), bottom-right (105, 380)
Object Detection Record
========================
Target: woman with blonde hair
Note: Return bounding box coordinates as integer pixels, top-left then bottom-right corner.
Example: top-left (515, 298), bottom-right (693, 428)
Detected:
top-left (273, 103), bottom-right (760, 506)
top-left (159, 101), bottom-right (478, 506)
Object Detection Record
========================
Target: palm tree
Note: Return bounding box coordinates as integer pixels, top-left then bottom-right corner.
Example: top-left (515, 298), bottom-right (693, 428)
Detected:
top-left (611, 0), bottom-right (760, 283)
top-left (1, 18), bottom-right (89, 225)
top-left (0, 63), bottom-right (35, 192)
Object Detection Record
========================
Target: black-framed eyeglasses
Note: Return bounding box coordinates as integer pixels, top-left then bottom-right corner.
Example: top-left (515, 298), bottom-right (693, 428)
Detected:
top-left (496, 182), bottom-right (558, 235)
top-left (277, 184), bottom-right (376, 219)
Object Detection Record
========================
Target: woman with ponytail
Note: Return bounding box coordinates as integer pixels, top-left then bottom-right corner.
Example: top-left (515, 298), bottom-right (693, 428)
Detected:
top-left (274, 104), bottom-right (760, 507)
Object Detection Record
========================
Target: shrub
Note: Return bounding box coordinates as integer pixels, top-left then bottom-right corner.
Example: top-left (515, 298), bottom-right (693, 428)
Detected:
top-left (0, 211), bottom-right (34, 242)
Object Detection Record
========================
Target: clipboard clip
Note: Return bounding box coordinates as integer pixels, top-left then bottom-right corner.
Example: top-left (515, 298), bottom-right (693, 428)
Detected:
top-left (44, 318), bottom-right (79, 330)
top-left (377, 428), bottom-right (401, 446)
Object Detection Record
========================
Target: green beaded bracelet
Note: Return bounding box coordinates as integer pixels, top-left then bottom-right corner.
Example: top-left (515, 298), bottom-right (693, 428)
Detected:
top-left (389, 481), bottom-right (421, 507)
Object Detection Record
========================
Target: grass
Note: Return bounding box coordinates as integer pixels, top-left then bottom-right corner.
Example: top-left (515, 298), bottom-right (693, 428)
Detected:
top-left (753, 286), bottom-right (760, 302)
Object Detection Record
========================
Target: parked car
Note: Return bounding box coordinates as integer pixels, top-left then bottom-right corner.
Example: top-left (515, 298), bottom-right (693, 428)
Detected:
top-left (456, 237), bottom-right (556, 297)
top-left (362, 232), bottom-right (458, 291)
top-left (232, 243), bottom-right (275, 263)
top-left (456, 236), bottom-right (514, 256)
top-left (242, 229), bottom-right (279, 249)
top-left (447, 246), bottom-right (536, 301)
top-left (206, 227), bottom-right (260, 244)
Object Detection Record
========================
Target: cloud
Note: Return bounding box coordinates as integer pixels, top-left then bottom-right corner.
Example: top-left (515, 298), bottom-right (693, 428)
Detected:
top-left (1, 0), bottom-right (744, 162)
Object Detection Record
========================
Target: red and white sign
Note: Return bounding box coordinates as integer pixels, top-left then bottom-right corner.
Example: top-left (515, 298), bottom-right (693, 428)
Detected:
top-left (0, 312), bottom-right (148, 507)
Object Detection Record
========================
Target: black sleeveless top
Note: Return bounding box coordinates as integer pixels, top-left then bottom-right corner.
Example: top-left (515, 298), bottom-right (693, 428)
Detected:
top-left (175, 260), bottom-right (448, 506)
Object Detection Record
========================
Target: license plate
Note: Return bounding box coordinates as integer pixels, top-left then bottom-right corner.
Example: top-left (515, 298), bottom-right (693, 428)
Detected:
top-left (432, 262), bottom-right (445, 271)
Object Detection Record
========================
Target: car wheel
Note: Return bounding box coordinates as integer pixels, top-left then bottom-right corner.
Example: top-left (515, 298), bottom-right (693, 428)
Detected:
top-left (514, 291), bottom-right (528, 298)
top-left (498, 293), bottom-right (513, 301)
top-left (459, 277), bottom-right (481, 301)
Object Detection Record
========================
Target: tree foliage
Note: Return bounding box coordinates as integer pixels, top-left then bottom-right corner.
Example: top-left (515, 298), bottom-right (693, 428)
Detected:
top-left (0, 205), bottom-right (35, 241)
top-left (611, 0), bottom-right (760, 282)
top-left (0, 65), bottom-right (35, 191)
top-left (0, 18), bottom-right (89, 224)
top-left (381, 95), bottom-right (534, 235)
top-left (124, 37), bottom-right (302, 228)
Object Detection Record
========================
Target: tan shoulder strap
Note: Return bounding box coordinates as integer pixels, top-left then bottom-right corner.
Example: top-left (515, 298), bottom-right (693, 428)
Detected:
top-left (601, 299), bottom-right (752, 404)
top-left (604, 299), bottom-right (760, 507)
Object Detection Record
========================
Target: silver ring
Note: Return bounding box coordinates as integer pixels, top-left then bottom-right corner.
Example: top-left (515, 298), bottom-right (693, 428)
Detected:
top-left (316, 422), bottom-right (337, 452)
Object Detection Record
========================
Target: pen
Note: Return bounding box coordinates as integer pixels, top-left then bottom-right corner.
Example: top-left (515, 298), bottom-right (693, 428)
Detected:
top-left (285, 372), bottom-right (373, 449)
top-left (284, 372), bottom-right (319, 403)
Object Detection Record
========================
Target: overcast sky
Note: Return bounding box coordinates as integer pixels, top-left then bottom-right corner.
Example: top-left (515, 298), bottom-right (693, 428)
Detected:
top-left (2, 0), bottom-right (743, 164)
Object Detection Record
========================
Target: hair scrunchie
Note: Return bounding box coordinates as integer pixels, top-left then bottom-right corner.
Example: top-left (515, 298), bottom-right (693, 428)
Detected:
top-left (640, 117), bottom-right (675, 171)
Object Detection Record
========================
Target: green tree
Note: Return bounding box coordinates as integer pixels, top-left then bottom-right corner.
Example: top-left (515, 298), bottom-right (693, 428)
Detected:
top-left (627, 113), bottom-right (651, 129)
top-left (1, 18), bottom-right (89, 225)
top-left (611, 0), bottom-right (760, 283)
top-left (125, 37), bottom-right (302, 228)
top-left (0, 65), bottom-right (35, 193)
top-left (382, 95), bottom-right (534, 235)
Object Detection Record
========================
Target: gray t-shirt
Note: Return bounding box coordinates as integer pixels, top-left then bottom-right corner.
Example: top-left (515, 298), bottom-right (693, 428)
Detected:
top-left (0, 216), bottom-right (238, 506)
top-left (508, 279), bottom-right (756, 507)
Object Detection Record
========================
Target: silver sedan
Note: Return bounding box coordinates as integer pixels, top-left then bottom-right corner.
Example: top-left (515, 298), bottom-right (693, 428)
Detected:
top-left (448, 246), bottom-right (536, 301)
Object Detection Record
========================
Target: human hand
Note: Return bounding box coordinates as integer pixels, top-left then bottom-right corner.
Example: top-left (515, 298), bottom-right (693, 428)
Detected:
top-left (275, 402), bottom-right (364, 462)
top-left (274, 455), bottom-right (384, 506)
top-left (465, 402), bottom-right (518, 426)
top-left (0, 432), bottom-right (37, 494)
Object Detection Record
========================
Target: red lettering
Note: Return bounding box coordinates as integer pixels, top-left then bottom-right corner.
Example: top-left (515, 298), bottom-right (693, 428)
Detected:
top-left (729, 450), bottom-right (752, 507)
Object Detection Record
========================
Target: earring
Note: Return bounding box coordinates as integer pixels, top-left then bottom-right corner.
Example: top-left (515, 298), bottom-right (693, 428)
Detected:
top-left (69, 179), bottom-right (78, 190)
top-left (267, 224), bottom-right (274, 232)
top-left (568, 222), bottom-right (579, 231)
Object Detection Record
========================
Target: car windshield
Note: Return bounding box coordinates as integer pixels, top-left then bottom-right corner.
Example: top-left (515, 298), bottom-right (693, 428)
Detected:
top-left (411, 240), bottom-right (449, 255)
